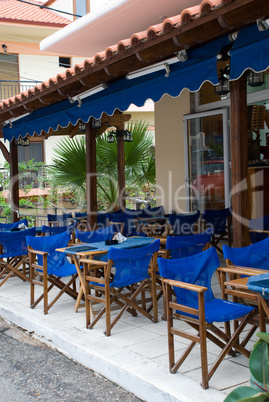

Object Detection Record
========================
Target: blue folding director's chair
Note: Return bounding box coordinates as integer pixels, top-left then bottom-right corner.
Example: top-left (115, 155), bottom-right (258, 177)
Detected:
top-left (27, 231), bottom-right (79, 314)
top-left (158, 247), bottom-right (257, 389)
top-left (41, 221), bottom-right (77, 242)
top-left (164, 229), bottom-right (212, 259)
top-left (0, 218), bottom-right (28, 231)
top-left (81, 239), bottom-right (160, 336)
top-left (47, 212), bottom-right (73, 227)
top-left (0, 227), bottom-right (36, 287)
top-left (107, 211), bottom-right (147, 237)
top-left (168, 210), bottom-right (200, 236)
top-left (217, 237), bottom-right (269, 332)
top-left (249, 214), bottom-right (269, 243)
top-left (202, 207), bottom-right (232, 253)
top-left (223, 237), bottom-right (269, 272)
top-left (75, 225), bottom-right (118, 244)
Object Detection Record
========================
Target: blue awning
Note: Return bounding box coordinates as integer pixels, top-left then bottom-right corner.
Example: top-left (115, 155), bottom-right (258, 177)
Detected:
top-left (3, 35), bottom-right (229, 141)
top-left (230, 23), bottom-right (269, 80)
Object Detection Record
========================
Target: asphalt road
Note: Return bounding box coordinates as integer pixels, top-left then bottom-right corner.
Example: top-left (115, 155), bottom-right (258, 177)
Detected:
top-left (0, 317), bottom-right (142, 402)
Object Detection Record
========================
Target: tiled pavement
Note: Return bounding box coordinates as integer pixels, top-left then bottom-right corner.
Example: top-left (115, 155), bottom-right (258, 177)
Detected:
top-left (0, 256), bottom-right (259, 402)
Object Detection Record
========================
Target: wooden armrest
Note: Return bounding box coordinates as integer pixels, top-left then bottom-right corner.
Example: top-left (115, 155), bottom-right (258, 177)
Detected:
top-left (80, 259), bottom-right (108, 266)
top-left (162, 277), bottom-right (207, 292)
top-left (249, 229), bottom-right (269, 233)
top-left (217, 266), bottom-right (269, 276)
top-left (28, 248), bottom-right (48, 256)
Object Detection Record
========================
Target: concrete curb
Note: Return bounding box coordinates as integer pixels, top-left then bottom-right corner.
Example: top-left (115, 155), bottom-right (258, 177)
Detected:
top-left (0, 296), bottom-right (224, 402)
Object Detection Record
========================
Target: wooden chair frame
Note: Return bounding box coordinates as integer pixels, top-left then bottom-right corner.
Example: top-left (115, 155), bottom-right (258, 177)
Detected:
top-left (0, 253), bottom-right (29, 287)
top-left (200, 214), bottom-right (232, 254)
top-left (162, 277), bottom-right (257, 389)
top-left (218, 263), bottom-right (269, 332)
top-left (28, 246), bottom-right (78, 314)
top-left (81, 250), bottom-right (159, 336)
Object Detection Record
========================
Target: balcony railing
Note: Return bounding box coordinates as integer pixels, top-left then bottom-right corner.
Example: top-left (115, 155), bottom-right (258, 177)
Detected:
top-left (0, 166), bottom-right (49, 189)
top-left (0, 80), bottom-right (42, 100)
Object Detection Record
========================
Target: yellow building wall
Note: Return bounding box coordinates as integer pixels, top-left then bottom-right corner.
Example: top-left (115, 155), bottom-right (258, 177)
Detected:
top-left (155, 90), bottom-right (190, 214)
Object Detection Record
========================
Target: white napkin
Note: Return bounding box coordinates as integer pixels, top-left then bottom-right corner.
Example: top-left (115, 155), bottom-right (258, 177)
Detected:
top-left (112, 232), bottom-right (127, 243)
top-left (18, 223), bottom-right (28, 230)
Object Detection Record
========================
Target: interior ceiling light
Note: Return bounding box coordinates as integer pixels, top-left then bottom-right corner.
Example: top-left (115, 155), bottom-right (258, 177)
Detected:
top-left (126, 50), bottom-right (188, 80)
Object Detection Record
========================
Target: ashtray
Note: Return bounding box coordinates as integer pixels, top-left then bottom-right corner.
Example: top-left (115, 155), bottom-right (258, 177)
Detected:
top-left (105, 240), bottom-right (118, 245)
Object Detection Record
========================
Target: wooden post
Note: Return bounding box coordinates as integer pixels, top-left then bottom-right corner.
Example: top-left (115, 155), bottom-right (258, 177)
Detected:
top-left (10, 139), bottom-right (19, 222)
top-left (230, 76), bottom-right (249, 247)
top-left (117, 128), bottom-right (126, 209)
top-left (85, 121), bottom-right (97, 229)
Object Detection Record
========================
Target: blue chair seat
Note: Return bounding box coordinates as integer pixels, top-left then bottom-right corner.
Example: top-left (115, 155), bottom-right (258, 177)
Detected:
top-left (82, 239), bottom-right (160, 336)
top-left (178, 297), bottom-right (253, 324)
top-left (157, 247), bottom-right (257, 389)
top-left (27, 231), bottom-right (79, 314)
top-left (0, 227), bottom-right (36, 286)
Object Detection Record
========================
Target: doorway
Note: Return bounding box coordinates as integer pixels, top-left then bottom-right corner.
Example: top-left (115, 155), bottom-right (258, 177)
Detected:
top-left (183, 109), bottom-right (230, 212)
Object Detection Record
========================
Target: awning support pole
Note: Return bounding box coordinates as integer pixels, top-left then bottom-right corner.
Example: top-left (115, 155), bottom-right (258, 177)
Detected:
top-left (230, 75), bottom-right (249, 247)
top-left (117, 126), bottom-right (126, 209)
top-left (10, 139), bottom-right (19, 223)
top-left (86, 121), bottom-right (97, 229)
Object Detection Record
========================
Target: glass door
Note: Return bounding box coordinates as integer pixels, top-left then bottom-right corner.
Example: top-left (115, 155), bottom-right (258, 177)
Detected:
top-left (183, 109), bottom-right (230, 212)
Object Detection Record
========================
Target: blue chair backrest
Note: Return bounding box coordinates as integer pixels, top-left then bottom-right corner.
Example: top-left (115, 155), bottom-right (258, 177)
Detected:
top-left (47, 212), bottom-right (72, 222)
top-left (42, 221), bottom-right (77, 236)
top-left (202, 208), bottom-right (231, 234)
top-left (75, 212), bottom-right (109, 229)
top-left (158, 247), bottom-right (219, 307)
top-left (0, 227), bottom-right (36, 258)
top-left (107, 212), bottom-right (137, 236)
top-left (249, 215), bottom-right (269, 243)
top-left (108, 239), bottom-right (160, 288)
top-left (0, 218), bottom-right (28, 232)
top-left (169, 210), bottom-right (200, 236)
top-left (97, 212), bottom-right (109, 228)
top-left (223, 237), bottom-right (269, 270)
top-left (166, 229), bottom-right (212, 259)
top-left (74, 212), bottom-right (87, 218)
top-left (27, 231), bottom-right (73, 275)
top-left (75, 225), bottom-right (117, 243)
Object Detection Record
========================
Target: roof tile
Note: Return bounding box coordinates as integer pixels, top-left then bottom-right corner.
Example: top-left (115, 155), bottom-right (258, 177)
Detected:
top-left (0, 0), bottom-right (235, 110)
top-left (0, 0), bottom-right (70, 25)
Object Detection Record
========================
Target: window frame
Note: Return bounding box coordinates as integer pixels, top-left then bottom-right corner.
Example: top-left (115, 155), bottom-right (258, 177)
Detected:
top-left (17, 137), bottom-right (44, 164)
top-left (73, 0), bottom-right (90, 18)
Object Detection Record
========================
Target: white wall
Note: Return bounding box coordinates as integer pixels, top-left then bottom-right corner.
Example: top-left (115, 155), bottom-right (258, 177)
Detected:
top-left (91, 0), bottom-right (117, 12)
top-left (155, 90), bottom-right (190, 214)
top-left (49, 0), bottom-right (117, 17)
top-left (48, 0), bottom-right (74, 21)
top-left (19, 54), bottom-right (85, 83)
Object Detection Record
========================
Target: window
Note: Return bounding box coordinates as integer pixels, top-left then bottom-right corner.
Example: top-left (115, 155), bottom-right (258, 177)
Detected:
top-left (59, 57), bottom-right (71, 68)
top-left (0, 54), bottom-right (19, 100)
top-left (17, 141), bottom-right (44, 163)
top-left (73, 0), bottom-right (90, 17)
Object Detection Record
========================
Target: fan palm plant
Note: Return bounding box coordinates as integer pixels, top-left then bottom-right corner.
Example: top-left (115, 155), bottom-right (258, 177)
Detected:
top-left (49, 120), bottom-right (155, 209)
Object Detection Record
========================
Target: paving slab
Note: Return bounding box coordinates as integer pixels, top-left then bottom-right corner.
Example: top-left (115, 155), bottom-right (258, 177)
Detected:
top-left (0, 276), bottom-right (255, 402)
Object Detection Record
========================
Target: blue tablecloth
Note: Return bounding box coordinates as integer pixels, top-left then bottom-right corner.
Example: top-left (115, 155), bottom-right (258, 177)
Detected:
top-left (248, 272), bottom-right (269, 299)
top-left (64, 236), bottom-right (156, 256)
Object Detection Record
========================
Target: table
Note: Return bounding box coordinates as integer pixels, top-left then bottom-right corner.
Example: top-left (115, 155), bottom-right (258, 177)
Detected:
top-left (224, 276), bottom-right (269, 332)
top-left (57, 236), bottom-right (157, 312)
